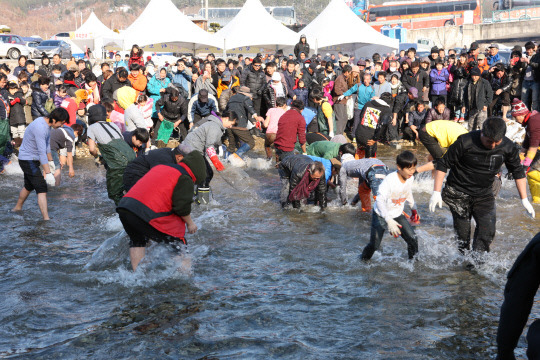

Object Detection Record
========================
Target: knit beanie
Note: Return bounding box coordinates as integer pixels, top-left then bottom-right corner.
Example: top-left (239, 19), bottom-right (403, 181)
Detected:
top-left (511, 98), bottom-right (530, 117)
top-left (181, 151), bottom-right (207, 184)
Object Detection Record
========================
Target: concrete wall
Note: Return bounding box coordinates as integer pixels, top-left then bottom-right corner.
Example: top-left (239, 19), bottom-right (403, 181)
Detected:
top-left (407, 19), bottom-right (540, 49)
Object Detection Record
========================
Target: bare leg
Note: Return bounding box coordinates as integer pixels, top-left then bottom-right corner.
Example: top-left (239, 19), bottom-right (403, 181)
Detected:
top-left (12, 187), bottom-right (31, 211)
top-left (37, 193), bottom-right (49, 220)
top-left (54, 169), bottom-right (61, 187)
top-left (130, 247), bottom-right (146, 271)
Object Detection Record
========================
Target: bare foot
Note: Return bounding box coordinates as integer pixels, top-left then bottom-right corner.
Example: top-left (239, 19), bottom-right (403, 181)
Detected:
top-left (11, 207), bottom-right (22, 212)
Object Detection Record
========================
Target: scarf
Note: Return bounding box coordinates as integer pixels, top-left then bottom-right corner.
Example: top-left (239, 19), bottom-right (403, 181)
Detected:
top-left (289, 169), bottom-right (320, 202)
top-left (64, 80), bottom-right (79, 88)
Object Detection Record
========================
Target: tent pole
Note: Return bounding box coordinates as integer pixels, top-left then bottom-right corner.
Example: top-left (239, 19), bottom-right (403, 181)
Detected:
top-left (223, 39), bottom-right (226, 59)
top-left (315, 39), bottom-right (318, 55)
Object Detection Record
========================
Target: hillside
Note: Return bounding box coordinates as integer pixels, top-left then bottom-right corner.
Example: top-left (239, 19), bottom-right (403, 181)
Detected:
top-left (1, 0), bottom-right (494, 38)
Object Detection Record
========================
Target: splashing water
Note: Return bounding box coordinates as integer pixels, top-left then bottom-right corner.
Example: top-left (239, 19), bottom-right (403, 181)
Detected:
top-left (0, 146), bottom-right (538, 359)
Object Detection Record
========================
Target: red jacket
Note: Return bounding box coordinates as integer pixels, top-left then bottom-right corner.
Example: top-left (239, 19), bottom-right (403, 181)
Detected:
top-left (117, 163), bottom-right (196, 238)
top-left (274, 108), bottom-right (306, 152)
top-left (128, 55), bottom-right (145, 68)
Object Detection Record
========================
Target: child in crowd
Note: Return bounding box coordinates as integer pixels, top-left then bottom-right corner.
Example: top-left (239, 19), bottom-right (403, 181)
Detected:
top-left (103, 100), bottom-right (125, 133)
top-left (361, 150), bottom-right (419, 261)
top-left (54, 85), bottom-right (69, 108)
top-left (19, 81), bottom-right (32, 125)
top-left (7, 82), bottom-right (26, 145)
top-left (263, 96), bottom-right (287, 160)
top-left (137, 93), bottom-right (154, 131)
top-left (425, 97), bottom-right (451, 123)
top-left (403, 101), bottom-right (427, 142)
top-left (429, 59), bottom-right (449, 105)
top-left (293, 79), bottom-right (309, 108)
top-left (322, 77), bottom-right (334, 106)
top-left (449, 66), bottom-right (467, 122)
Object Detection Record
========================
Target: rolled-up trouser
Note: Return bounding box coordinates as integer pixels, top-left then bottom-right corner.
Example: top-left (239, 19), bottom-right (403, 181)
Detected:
top-left (334, 103), bottom-right (348, 135)
top-left (418, 128), bottom-right (444, 159)
top-left (442, 185), bottom-right (496, 253)
top-left (226, 128), bottom-right (255, 153)
top-left (361, 213), bottom-right (418, 260)
top-left (355, 124), bottom-right (377, 158)
top-left (264, 133), bottom-right (276, 159)
top-left (468, 109), bottom-right (487, 131)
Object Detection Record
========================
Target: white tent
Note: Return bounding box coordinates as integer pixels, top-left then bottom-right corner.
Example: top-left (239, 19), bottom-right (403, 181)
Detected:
top-left (121, 0), bottom-right (221, 52)
top-left (215, 0), bottom-right (298, 52)
top-left (300, 0), bottom-right (398, 55)
top-left (71, 12), bottom-right (121, 58)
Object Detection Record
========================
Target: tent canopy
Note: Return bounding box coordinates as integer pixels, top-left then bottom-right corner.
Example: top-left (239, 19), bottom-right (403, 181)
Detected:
top-left (215, 0), bottom-right (299, 50)
top-left (72, 12), bottom-right (116, 40)
top-left (122, 0), bottom-right (221, 51)
top-left (300, 0), bottom-right (398, 54)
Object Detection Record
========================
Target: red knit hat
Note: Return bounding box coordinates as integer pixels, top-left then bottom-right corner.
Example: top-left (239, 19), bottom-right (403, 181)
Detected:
top-left (511, 98), bottom-right (529, 117)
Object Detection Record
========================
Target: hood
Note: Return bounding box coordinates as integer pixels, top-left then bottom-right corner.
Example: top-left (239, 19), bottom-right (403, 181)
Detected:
top-left (453, 66), bottom-right (466, 78)
top-left (374, 98), bottom-right (389, 107)
top-left (341, 153), bottom-right (354, 164)
top-left (181, 151), bottom-right (207, 184)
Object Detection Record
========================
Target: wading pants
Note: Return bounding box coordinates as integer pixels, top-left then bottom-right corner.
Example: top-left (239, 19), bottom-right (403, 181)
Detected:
top-left (442, 186), bottom-right (496, 253)
top-left (361, 213), bottom-right (418, 260)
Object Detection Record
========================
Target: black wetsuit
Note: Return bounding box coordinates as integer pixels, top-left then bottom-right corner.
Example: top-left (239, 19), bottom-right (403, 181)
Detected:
top-left (436, 131), bottom-right (525, 252)
top-left (496, 233), bottom-right (540, 359)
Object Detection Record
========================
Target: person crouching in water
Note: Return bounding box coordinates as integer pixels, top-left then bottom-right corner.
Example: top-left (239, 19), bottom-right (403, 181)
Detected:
top-left (117, 151), bottom-right (207, 271)
top-left (361, 151), bottom-right (419, 261)
top-left (279, 154), bottom-right (327, 209)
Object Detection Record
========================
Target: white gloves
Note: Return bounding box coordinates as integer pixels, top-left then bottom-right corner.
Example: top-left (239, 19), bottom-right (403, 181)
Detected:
top-left (429, 191), bottom-right (443, 212)
top-left (48, 161), bottom-right (56, 172)
top-left (329, 131), bottom-right (335, 138)
top-left (337, 95), bottom-right (345, 101)
top-left (522, 198), bottom-right (536, 218)
top-left (45, 173), bottom-right (55, 187)
top-left (385, 217), bottom-right (402, 237)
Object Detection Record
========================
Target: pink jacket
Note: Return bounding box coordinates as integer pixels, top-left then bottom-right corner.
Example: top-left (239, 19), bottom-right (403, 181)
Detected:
top-left (324, 81), bottom-right (335, 106)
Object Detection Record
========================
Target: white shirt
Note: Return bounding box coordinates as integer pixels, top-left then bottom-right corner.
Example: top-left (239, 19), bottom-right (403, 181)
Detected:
top-left (374, 171), bottom-right (415, 219)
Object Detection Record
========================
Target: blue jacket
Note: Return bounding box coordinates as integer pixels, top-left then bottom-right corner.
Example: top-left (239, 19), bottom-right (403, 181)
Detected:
top-left (343, 83), bottom-right (375, 110)
top-left (191, 99), bottom-right (217, 121)
top-left (429, 68), bottom-right (449, 95)
top-left (372, 81), bottom-right (392, 98)
top-left (171, 70), bottom-right (192, 97)
top-left (113, 60), bottom-right (128, 70)
top-left (488, 53), bottom-right (502, 66)
top-left (293, 87), bottom-right (309, 107)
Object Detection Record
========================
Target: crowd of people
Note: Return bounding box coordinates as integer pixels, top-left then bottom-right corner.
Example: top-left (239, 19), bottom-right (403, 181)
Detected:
top-left (1, 36), bottom-right (540, 358)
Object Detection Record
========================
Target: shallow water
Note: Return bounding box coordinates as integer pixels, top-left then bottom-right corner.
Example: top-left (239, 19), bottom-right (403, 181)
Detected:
top-left (1, 146), bottom-right (539, 359)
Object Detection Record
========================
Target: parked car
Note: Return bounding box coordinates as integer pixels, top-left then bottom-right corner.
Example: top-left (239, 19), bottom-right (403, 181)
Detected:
top-left (35, 40), bottom-right (72, 59)
top-left (50, 32), bottom-right (70, 40)
top-left (0, 34), bottom-right (31, 59)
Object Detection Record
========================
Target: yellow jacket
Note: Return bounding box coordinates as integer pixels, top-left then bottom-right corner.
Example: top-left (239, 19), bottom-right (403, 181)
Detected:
top-left (217, 76), bottom-right (240, 99)
top-left (426, 120), bottom-right (468, 149)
